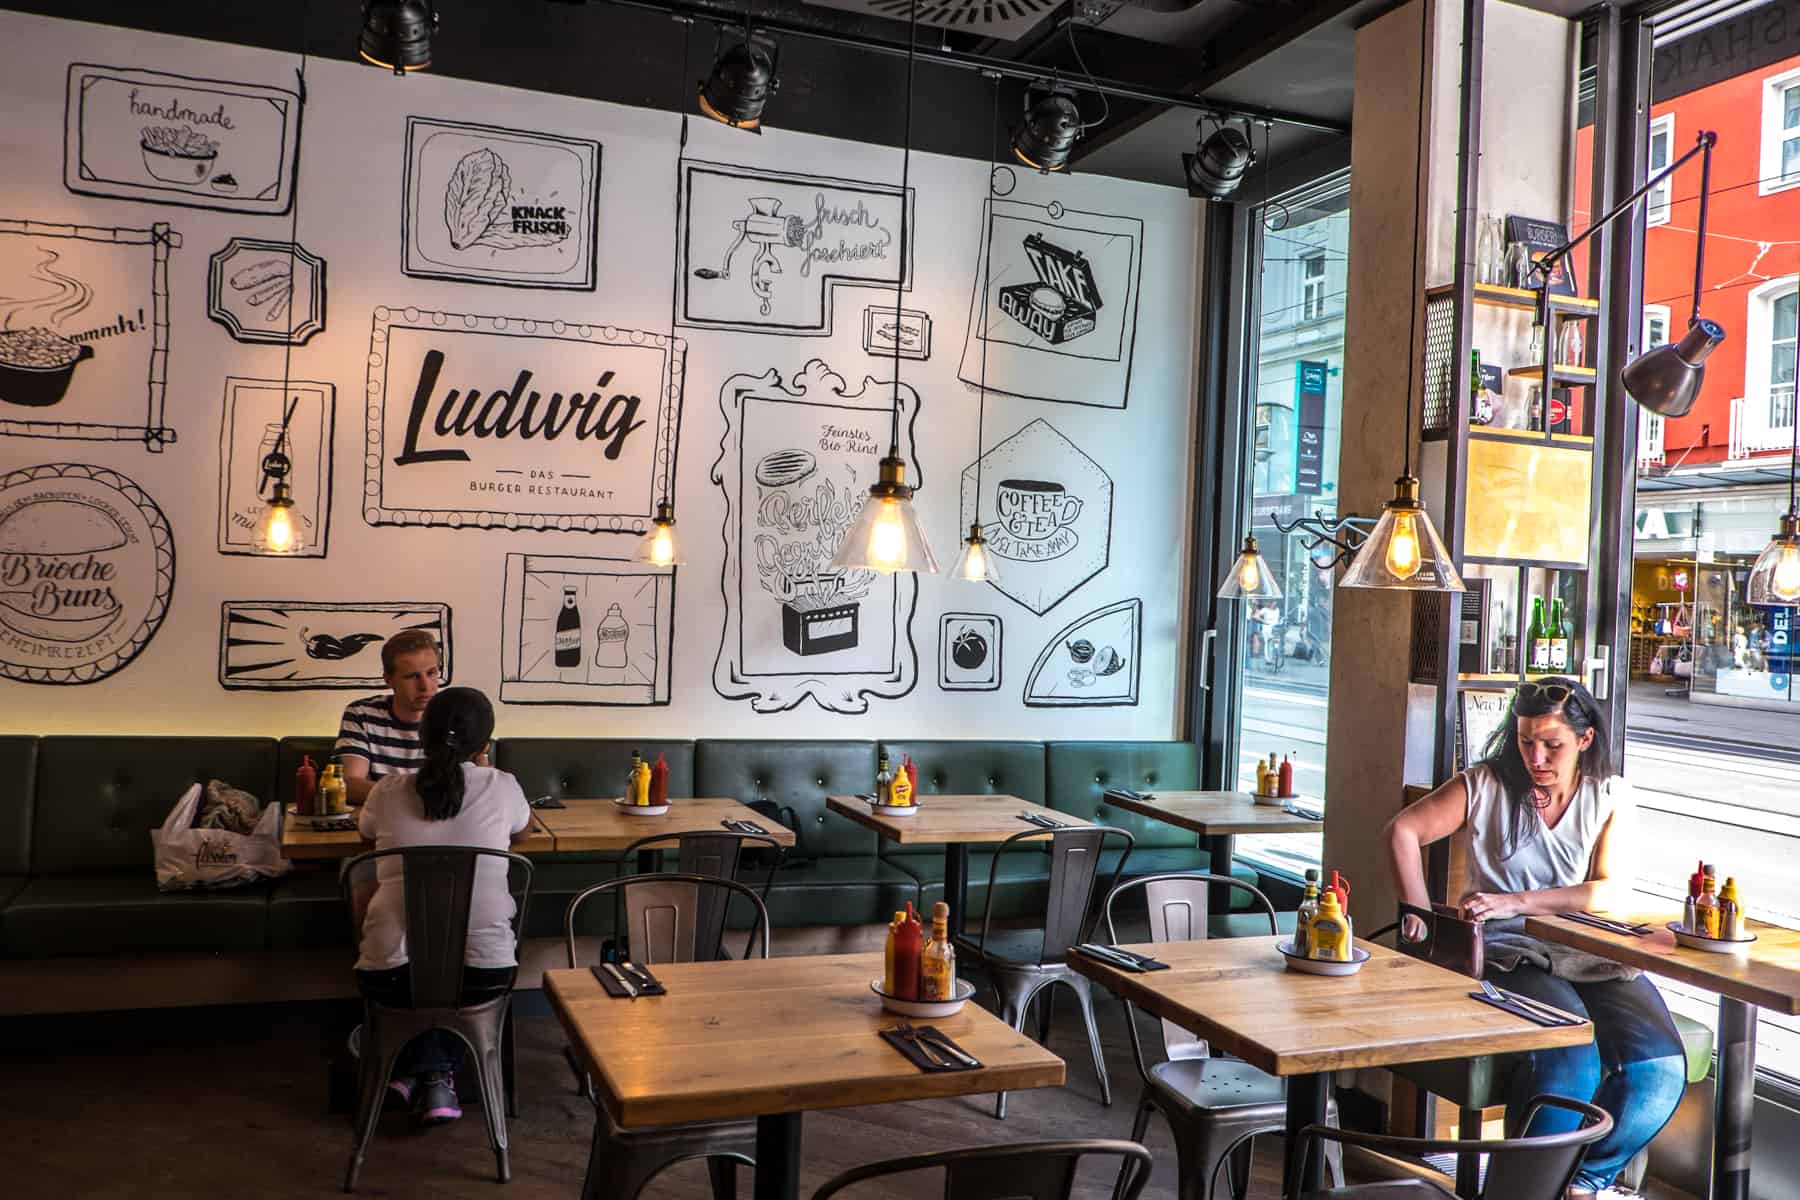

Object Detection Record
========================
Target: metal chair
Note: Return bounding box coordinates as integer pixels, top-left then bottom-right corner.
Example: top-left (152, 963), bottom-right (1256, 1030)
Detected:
top-left (618, 828), bottom-right (785, 959)
top-left (957, 824), bottom-right (1133, 1119)
top-left (564, 872), bottom-right (774, 1200)
top-left (341, 846), bottom-right (533, 1192)
top-left (1284, 1094), bottom-right (1612, 1200)
top-left (1103, 872), bottom-right (1343, 1200)
top-left (811, 1138), bottom-right (1155, 1200)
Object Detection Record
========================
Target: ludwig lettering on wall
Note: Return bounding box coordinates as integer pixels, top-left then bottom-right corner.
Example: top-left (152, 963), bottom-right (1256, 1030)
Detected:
top-left (711, 359), bottom-right (918, 713)
top-left (499, 553), bottom-right (673, 706)
top-left (402, 117), bottom-right (601, 290)
top-left (363, 306), bottom-right (683, 532)
top-left (0, 218), bottom-right (179, 450)
top-left (64, 64), bottom-right (301, 215)
top-left (217, 376), bottom-right (334, 558)
top-left (676, 160), bottom-right (913, 335)
top-left (957, 179), bottom-right (1144, 409)
top-left (0, 463), bottom-right (175, 685)
top-left (218, 601), bottom-right (450, 690)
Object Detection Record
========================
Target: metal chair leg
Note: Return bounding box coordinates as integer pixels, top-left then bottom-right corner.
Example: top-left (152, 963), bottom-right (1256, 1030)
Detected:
top-left (343, 1021), bottom-right (403, 1193)
top-left (1227, 1136), bottom-right (1253, 1200)
top-left (1068, 975), bottom-right (1113, 1107)
top-left (1037, 987), bottom-right (1055, 1043)
top-left (1112, 1097), bottom-right (1155, 1200)
top-left (991, 973), bottom-right (1050, 1120)
top-left (707, 1155), bottom-right (737, 1200)
top-left (502, 1006), bottom-right (518, 1119)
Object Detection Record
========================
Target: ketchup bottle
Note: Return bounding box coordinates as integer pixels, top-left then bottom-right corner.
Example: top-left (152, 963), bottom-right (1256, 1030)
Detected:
top-left (650, 752), bottom-right (670, 807)
top-left (893, 902), bottom-right (924, 1000)
top-left (904, 755), bottom-right (918, 798)
top-left (295, 755), bottom-right (318, 816)
top-left (1277, 754), bottom-right (1294, 799)
top-left (1327, 870), bottom-right (1351, 913)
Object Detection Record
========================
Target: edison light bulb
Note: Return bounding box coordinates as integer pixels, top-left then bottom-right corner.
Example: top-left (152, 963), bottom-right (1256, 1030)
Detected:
top-left (868, 499), bottom-right (907, 568)
top-left (262, 502), bottom-right (296, 554)
top-left (958, 539), bottom-right (989, 582)
top-left (1775, 544), bottom-right (1800, 601)
top-left (647, 523), bottom-right (676, 567)
top-left (1237, 553), bottom-right (1262, 592)
top-left (1385, 510), bottom-right (1421, 580)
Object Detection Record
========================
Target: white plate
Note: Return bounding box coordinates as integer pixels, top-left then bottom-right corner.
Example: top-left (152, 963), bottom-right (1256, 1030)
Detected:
top-left (1277, 941), bottom-right (1370, 976)
top-left (1667, 922), bottom-right (1756, 953)
top-left (285, 804), bottom-right (352, 828)
top-left (868, 801), bottom-right (919, 818)
top-left (613, 798), bottom-right (670, 817)
top-left (870, 976), bottom-right (975, 1018)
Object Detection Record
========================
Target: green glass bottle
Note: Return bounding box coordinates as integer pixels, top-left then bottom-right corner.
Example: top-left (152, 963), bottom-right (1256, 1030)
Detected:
top-left (1527, 597), bottom-right (1548, 675)
top-left (1549, 598), bottom-right (1570, 673)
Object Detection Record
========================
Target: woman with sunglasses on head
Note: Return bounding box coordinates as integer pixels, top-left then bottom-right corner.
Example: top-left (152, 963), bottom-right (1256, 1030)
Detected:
top-left (1385, 677), bottom-right (1685, 1200)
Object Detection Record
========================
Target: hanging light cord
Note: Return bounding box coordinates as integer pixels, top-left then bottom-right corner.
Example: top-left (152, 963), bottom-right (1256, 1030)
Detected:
top-left (275, 18), bottom-right (309, 469)
top-left (888, 0), bottom-right (919, 456)
top-left (1790, 297), bottom-right (1799, 519)
top-left (1064, 0), bottom-right (1110, 132)
top-left (1401, 0), bottom-right (1429, 481)
top-left (973, 73), bottom-right (1001, 528)
top-left (661, 21), bottom-right (694, 515)
top-left (1692, 135), bottom-right (1711, 329)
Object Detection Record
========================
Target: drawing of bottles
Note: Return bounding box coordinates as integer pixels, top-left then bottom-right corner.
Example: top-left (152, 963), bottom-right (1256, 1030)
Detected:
top-left (555, 587), bottom-right (582, 668)
top-left (594, 603), bottom-right (629, 669)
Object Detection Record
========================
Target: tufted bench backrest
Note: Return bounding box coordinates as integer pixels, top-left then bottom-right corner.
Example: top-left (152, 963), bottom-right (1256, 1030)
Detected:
top-left (1045, 741), bottom-right (1201, 849)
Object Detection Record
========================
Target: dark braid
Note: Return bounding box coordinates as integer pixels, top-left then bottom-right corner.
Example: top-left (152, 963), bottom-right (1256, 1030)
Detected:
top-left (416, 687), bottom-right (494, 821)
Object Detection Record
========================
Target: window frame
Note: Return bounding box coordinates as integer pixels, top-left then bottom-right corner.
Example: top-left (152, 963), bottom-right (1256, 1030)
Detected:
top-left (1300, 251), bottom-right (1328, 322)
top-left (1745, 276), bottom-right (1799, 437)
top-left (1647, 112), bottom-right (1675, 226)
top-left (1759, 65), bottom-right (1800, 196)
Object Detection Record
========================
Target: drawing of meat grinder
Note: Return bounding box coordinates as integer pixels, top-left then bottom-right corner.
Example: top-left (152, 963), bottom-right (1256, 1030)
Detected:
top-left (696, 197), bottom-right (806, 316)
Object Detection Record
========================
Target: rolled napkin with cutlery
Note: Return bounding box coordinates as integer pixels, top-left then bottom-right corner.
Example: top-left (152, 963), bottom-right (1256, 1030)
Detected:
top-left (1074, 943), bottom-right (1171, 972)
top-left (1016, 812), bottom-right (1067, 829)
top-left (879, 1023), bottom-right (982, 1072)
top-left (1469, 984), bottom-right (1586, 1027)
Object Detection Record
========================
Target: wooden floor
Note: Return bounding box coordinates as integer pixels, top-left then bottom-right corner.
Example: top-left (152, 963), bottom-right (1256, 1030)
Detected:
top-left (2, 987), bottom-right (1291, 1199)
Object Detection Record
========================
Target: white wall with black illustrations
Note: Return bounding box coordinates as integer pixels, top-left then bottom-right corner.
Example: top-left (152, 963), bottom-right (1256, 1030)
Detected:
top-left (0, 8), bottom-right (1201, 739)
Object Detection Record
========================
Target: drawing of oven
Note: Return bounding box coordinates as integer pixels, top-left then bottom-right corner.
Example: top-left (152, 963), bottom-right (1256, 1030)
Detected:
top-left (782, 593), bottom-right (860, 656)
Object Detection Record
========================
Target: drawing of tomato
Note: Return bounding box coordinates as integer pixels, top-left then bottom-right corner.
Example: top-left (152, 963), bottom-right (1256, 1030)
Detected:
top-left (952, 627), bottom-right (989, 670)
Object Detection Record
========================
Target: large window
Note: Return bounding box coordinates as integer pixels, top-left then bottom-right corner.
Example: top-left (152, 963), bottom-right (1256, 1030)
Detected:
top-left (1230, 173), bottom-right (1349, 872)
top-left (1760, 66), bottom-right (1800, 194)
top-left (1647, 113), bottom-right (1674, 225)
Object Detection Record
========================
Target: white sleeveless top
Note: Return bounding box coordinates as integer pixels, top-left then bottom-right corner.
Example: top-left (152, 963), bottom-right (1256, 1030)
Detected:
top-left (1457, 763), bottom-right (1628, 896)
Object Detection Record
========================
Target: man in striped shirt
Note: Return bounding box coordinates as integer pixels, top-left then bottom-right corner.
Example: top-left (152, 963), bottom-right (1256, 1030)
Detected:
top-left (336, 629), bottom-right (442, 805)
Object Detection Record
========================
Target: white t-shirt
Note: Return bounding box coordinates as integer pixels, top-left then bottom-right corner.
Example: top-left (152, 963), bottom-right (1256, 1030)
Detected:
top-left (355, 763), bottom-right (532, 971)
top-left (1457, 762), bottom-right (1630, 897)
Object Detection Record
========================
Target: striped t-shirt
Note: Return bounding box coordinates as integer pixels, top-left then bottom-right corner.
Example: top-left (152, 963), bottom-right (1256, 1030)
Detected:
top-left (335, 694), bottom-right (424, 782)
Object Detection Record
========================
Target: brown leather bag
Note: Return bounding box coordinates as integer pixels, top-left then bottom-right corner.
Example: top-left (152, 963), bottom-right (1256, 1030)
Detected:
top-left (1396, 902), bottom-right (1485, 979)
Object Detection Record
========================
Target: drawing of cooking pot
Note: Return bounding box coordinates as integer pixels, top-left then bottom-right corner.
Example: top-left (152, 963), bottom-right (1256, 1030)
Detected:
top-left (0, 334), bottom-right (94, 409)
top-left (995, 478), bottom-right (1083, 542)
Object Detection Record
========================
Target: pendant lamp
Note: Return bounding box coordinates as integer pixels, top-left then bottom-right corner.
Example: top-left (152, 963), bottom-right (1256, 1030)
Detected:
top-left (1339, 1), bottom-right (1462, 593)
top-left (830, 0), bottom-right (937, 576)
top-left (1218, 533), bottom-right (1280, 600)
top-left (1748, 297), bottom-right (1800, 605)
top-left (955, 78), bottom-right (1005, 586)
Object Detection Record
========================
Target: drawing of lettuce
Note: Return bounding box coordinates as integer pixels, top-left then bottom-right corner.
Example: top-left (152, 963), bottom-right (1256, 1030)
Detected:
top-left (442, 147), bottom-right (568, 251)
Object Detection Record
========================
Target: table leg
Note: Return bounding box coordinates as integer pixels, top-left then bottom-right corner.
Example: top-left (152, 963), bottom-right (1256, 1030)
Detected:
top-left (635, 849), bottom-right (659, 875)
top-left (946, 843), bottom-right (970, 940)
top-left (1283, 1071), bottom-right (1329, 1196)
top-left (1711, 997), bottom-right (1757, 1200)
top-left (754, 1111), bottom-right (802, 1200)
top-left (1204, 834), bottom-right (1236, 919)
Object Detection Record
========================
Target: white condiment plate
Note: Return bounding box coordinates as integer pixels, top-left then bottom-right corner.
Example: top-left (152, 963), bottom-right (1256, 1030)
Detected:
top-left (870, 976), bottom-right (975, 1018)
top-left (1667, 922), bottom-right (1756, 953)
top-left (285, 804), bottom-right (352, 828)
top-left (1277, 941), bottom-right (1370, 976)
top-left (868, 801), bottom-right (919, 818)
top-left (613, 799), bottom-right (670, 817)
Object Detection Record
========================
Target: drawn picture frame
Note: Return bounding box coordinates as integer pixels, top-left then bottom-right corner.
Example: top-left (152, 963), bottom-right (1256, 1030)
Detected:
top-left (1023, 598), bottom-right (1142, 708)
top-left (219, 601), bottom-right (452, 690)
top-left (216, 376), bottom-right (334, 558)
top-left (207, 237), bottom-right (325, 344)
top-left (498, 553), bottom-right (674, 706)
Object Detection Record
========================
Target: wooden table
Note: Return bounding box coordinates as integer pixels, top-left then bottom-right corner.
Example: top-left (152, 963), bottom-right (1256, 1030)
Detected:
top-left (1069, 935), bottom-right (1592, 1195)
top-left (535, 798), bottom-right (797, 861)
top-left (825, 794), bottom-right (1092, 937)
top-left (279, 811), bottom-right (556, 860)
top-left (546, 951), bottom-right (1065, 1200)
top-left (1526, 911), bottom-right (1800, 1200)
top-left (1101, 789), bottom-right (1323, 912)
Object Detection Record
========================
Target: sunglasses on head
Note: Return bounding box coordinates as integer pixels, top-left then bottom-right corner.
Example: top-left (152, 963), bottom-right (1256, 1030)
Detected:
top-left (1516, 681), bottom-right (1576, 707)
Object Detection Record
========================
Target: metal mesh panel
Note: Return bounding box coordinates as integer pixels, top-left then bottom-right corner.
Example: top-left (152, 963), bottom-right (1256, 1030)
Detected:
top-left (1423, 293), bottom-right (1457, 437)
top-left (1409, 591), bottom-right (1442, 685)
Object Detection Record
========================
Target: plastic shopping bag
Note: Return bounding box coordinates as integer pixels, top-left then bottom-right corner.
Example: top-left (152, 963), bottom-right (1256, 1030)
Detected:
top-left (152, 783), bottom-right (291, 891)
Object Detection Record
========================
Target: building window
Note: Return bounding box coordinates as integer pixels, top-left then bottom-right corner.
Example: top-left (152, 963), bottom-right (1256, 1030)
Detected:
top-left (1760, 67), bottom-right (1800, 194)
top-left (1743, 278), bottom-right (1798, 451)
top-left (1642, 303), bottom-right (1670, 352)
top-left (1647, 114), bottom-right (1674, 225)
top-left (1775, 291), bottom-right (1797, 430)
top-left (1300, 252), bottom-right (1327, 321)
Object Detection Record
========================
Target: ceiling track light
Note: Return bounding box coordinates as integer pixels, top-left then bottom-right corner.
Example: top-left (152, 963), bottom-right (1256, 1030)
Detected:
top-left (699, 30), bottom-right (779, 132)
top-left (1184, 115), bottom-right (1256, 202)
top-left (1012, 80), bottom-right (1083, 173)
top-left (359, 0), bottom-right (437, 74)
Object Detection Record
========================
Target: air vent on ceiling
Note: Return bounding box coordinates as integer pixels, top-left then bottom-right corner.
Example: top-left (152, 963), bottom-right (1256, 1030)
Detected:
top-left (801, 0), bottom-right (1069, 42)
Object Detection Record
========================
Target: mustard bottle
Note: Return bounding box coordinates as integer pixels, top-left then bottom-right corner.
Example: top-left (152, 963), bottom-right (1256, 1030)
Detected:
top-left (883, 910), bottom-right (905, 994)
top-left (1719, 877), bottom-right (1745, 941)
top-left (628, 750), bottom-right (651, 806)
top-left (1255, 758), bottom-right (1271, 798)
top-left (1309, 889), bottom-right (1353, 962)
top-left (320, 764), bottom-right (346, 814)
top-left (890, 762), bottom-right (914, 809)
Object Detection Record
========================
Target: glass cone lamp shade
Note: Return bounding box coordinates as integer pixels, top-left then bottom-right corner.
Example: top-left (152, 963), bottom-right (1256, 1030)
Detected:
top-left (1217, 533), bottom-right (1281, 600)
top-left (1747, 512), bottom-right (1800, 606)
top-left (953, 523), bottom-right (1001, 584)
top-left (1339, 476), bottom-right (1464, 591)
top-left (633, 501), bottom-right (683, 567)
top-left (1622, 318), bottom-right (1725, 418)
top-left (258, 481), bottom-right (303, 555)
top-left (829, 455), bottom-right (939, 574)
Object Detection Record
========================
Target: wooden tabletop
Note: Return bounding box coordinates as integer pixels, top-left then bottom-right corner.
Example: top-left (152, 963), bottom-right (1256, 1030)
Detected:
top-left (1099, 790), bottom-right (1324, 837)
top-left (546, 951), bottom-right (1065, 1128)
top-left (1524, 912), bottom-right (1800, 1015)
top-left (825, 794), bottom-right (1092, 845)
top-left (1069, 935), bottom-right (1592, 1077)
top-left (533, 797), bottom-right (797, 853)
top-left (279, 811), bottom-right (556, 860)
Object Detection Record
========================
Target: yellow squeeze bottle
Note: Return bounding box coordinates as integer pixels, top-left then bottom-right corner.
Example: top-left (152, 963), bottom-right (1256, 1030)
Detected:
top-left (1308, 889), bottom-right (1353, 962)
top-left (1719, 877), bottom-right (1745, 941)
top-left (628, 750), bottom-right (651, 806)
top-left (890, 764), bottom-right (914, 809)
top-left (883, 910), bottom-right (905, 994)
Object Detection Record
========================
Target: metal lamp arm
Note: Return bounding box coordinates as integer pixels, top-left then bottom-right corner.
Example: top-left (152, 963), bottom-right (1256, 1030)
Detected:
top-left (1269, 509), bottom-right (1379, 571)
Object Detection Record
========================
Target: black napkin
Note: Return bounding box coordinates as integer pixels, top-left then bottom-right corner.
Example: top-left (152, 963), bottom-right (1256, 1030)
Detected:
top-left (879, 1025), bottom-right (982, 1072)
top-left (1106, 788), bottom-right (1152, 803)
top-left (1016, 812), bottom-right (1066, 829)
top-left (1075, 943), bottom-right (1170, 973)
top-left (619, 961), bottom-right (667, 995)
top-left (1468, 990), bottom-right (1585, 1027)
top-left (722, 818), bottom-right (769, 835)
top-left (1562, 912), bottom-right (1652, 936)
top-left (592, 963), bottom-right (637, 999)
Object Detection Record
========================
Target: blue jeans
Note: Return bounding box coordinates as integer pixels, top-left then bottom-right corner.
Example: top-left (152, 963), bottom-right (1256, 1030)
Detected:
top-left (1490, 963), bottom-right (1689, 1190)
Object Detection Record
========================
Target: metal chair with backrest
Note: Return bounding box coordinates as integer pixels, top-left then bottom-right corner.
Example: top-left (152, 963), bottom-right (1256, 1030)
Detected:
top-left (1103, 872), bottom-right (1343, 1200)
top-left (563, 872), bottom-right (774, 1200)
top-left (1284, 1094), bottom-right (1613, 1200)
top-left (957, 824), bottom-right (1133, 1120)
top-left (810, 1139), bottom-right (1155, 1200)
top-left (341, 845), bottom-right (533, 1192)
top-left (618, 828), bottom-right (784, 959)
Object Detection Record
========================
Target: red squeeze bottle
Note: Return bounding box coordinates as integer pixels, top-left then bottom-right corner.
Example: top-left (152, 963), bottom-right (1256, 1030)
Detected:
top-left (904, 755), bottom-right (918, 797)
top-left (893, 902), bottom-right (924, 1000)
top-left (295, 755), bottom-right (318, 816)
top-left (1327, 870), bottom-right (1350, 912)
top-left (650, 753), bottom-right (670, 807)
top-left (1277, 754), bottom-right (1294, 799)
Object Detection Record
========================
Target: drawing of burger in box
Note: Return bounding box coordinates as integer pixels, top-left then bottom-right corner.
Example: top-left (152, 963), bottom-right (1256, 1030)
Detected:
top-left (997, 233), bottom-right (1100, 345)
top-left (750, 448), bottom-right (872, 657)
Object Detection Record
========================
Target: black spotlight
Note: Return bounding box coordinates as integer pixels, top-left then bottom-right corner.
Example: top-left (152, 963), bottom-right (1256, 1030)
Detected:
top-left (1183, 120), bottom-right (1255, 201)
top-left (359, 0), bottom-right (437, 74)
top-left (1012, 81), bottom-right (1084, 173)
top-left (699, 34), bottom-right (779, 132)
